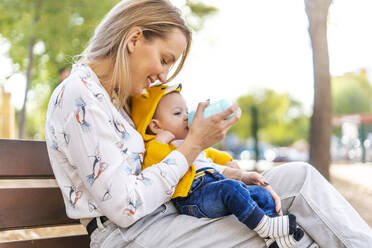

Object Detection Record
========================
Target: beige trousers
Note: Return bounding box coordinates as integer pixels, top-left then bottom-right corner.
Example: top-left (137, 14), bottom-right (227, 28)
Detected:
top-left (90, 162), bottom-right (372, 248)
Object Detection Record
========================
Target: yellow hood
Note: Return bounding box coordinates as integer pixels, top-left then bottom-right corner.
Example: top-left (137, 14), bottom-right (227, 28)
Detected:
top-left (131, 84), bottom-right (182, 142)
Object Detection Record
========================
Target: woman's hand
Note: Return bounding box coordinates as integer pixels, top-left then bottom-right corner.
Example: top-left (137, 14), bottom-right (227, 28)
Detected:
top-left (241, 171), bottom-right (282, 215)
top-left (241, 171), bottom-right (265, 185)
top-left (177, 101), bottom-right (240, 166)
top-left (187, 101), bottom-right (241, 150)
top-left (263, 184), bottom-right (283, 215)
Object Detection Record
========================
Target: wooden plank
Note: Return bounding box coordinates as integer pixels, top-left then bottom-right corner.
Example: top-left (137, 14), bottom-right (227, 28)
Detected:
top-left (0, 179), bottom-right (58, 189)
top-left (0, 188), bottom-right (79, 230)
top-left (0, 235), bottom-right (90, 248)
top-left (0, 139), bottom-right (54, 178)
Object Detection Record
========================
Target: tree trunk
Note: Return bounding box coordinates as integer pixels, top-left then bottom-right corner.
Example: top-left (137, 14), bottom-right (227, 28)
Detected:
top-left (18, 35), bottom-right (35, 139)
top-left (18, 4), bottom-right (41, 139)
top-left (305, 0), bottom-right (332, 180)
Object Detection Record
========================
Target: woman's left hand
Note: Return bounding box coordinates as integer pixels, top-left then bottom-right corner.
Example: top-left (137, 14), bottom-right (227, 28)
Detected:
top-left (263, 184), bottom-right (282, 215)
top-left (241, 171), bottom-right (265, 185)
top-left (241, 172), bottom-right (283, 215)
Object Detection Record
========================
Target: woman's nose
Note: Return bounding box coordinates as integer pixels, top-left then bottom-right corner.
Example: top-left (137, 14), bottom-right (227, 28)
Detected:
top-left (149, 70), bottom-right (168, 84)
top-left (158, 72), bottom-right (167, 83)
top-left (158, 63), bottom-right (171, 83)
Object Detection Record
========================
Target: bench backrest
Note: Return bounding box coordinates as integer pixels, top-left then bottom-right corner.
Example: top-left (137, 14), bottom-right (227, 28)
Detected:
top-left (0, 139), bottom-right (90, 247)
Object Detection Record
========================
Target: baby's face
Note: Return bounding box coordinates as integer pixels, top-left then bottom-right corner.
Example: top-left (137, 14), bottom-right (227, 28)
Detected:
top-left (154, 92), bottom-right (189, 140)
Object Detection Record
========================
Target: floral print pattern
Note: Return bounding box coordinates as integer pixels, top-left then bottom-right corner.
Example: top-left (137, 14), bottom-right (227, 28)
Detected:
top-left (45, 64), bottom-right (189, 227)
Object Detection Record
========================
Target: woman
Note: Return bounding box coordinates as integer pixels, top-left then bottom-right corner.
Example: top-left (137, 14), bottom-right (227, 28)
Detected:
top-left (45, 0), bottom-right (372, 247)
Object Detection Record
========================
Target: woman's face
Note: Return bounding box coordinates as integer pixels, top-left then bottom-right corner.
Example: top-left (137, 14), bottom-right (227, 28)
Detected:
top-left (127, 28), bottom-right (187, 96)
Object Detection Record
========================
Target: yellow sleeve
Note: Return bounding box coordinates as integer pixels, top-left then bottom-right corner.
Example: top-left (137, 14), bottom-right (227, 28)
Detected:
top-left (143, 140), bottom-right (175, 170)
top-left (143, 140), bottom-right (196, 198)
top-left (204, 147), bottom-right (233, 165)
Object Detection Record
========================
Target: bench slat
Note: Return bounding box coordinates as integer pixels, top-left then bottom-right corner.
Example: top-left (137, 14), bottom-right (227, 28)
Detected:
top-left (0, 139), bottom-right (54, 178)
top-left (0, 188), bottom-right (79, 230)
top-left (0, 235), bottom-right (90, 248)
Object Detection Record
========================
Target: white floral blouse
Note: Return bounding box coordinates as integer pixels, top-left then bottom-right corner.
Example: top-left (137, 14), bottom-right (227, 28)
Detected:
top-left (45, 64), bottom-right (189, 228)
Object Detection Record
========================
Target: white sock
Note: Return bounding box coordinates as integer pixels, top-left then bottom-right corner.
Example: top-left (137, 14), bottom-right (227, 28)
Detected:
top-left (254, 214), bottom-right (296, 239)
top-left (264, 238), bottom-right (276, 248)
top-left (264, 225), bottom-right (304, 248)
top-left (264, 236), bottom-right (297, 248)
top-left (274, 235), bottom-right (297, 248)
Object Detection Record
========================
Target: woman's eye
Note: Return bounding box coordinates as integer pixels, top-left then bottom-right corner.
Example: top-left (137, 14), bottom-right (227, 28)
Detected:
top-left (161, 58), bottom-right (167, 65)
top-left (174, 112), bottom-right (181, 115)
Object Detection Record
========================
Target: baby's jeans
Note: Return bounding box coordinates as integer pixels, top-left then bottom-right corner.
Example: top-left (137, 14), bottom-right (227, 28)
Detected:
top-left (173, 167), bottom-right (277, 230)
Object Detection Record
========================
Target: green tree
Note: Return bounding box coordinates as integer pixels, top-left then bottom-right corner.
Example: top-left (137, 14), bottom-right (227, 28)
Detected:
top-left (0, 0), bottom-right (218, 139)
top-left (332, 71), bottom-right (372, 115)
top-left (0, 0), bottom-right (119, 138)
top-left (184, 0), bottom-right (218, 31)
top-left (229, 89), bottom-right (309, 147)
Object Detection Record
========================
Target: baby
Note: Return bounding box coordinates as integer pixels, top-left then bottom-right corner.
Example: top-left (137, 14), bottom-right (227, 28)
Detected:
top-left (131, 84), bottom-right (304, 248)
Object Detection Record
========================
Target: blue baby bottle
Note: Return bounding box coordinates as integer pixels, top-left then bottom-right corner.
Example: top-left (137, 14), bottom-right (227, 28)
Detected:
top-left (188, 99), bottom-right (234, 126)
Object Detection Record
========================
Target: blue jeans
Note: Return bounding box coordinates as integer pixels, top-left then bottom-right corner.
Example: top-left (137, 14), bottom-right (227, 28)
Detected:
top-left (173, 168), bottom-right (277, 230)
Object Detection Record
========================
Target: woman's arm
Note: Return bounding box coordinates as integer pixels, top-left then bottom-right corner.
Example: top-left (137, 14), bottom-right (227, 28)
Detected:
top-left (63, 103), bottom-right (190, 226)
top-left (49, 74), bottom-right (191, 228)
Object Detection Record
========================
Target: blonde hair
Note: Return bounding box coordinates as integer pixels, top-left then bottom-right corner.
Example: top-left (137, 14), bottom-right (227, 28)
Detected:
top-left (79, 0), bottom-right (192, 113)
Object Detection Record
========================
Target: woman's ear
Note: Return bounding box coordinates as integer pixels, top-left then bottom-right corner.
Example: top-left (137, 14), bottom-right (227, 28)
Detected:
top-left (127, 27), bottom-right (143, 54)
top-left (148, 119), bottom-right (162, 134)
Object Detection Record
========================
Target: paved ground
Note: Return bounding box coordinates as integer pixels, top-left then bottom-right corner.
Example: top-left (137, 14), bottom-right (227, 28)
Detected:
top-left (238, 160), bottom-right (372, 227)
top-left (331, 163), bottom-right (372, 227)
top-left (331, 163), bottom-right (372, 193)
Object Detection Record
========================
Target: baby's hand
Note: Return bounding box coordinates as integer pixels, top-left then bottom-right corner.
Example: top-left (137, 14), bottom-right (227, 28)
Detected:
top-left (155, 130), bottom-right (176, 144)
top-left (225, 160), bottom-right (240, 169)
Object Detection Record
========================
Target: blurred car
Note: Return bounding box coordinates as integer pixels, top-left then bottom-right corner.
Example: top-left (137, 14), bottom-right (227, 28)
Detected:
top-left (266, 147), bottom-right (308, 163)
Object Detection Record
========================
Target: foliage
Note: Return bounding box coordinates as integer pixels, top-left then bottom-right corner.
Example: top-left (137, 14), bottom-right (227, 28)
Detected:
top-left (0, 0), bottom-right (120, 138)
top-left (332, 71), bottom-right (372, 115)
top-left (184, 0), bottom-right (218, 31)
top-left (229, 89), bottom-right (309, 146)
top-left (0, 0), bottom-right (118, 87)
top-left (0, 0), bottom-right (218, 139)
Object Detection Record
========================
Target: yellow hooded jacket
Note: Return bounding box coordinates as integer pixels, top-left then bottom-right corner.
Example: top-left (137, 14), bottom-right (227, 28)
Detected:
top-left (131, 84), bottom-right (232, 198)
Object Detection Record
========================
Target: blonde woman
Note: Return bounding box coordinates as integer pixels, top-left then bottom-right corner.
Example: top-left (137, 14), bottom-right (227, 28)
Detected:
top-left (45, 0), bottom-right (372, 247)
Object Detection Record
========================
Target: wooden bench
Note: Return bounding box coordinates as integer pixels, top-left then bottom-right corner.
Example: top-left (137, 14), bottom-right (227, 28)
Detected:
top-left (0, 139), bottom-right (90, 247)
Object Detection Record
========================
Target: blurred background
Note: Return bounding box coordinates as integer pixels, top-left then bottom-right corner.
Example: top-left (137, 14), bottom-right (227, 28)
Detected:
top-left (0, 0), bottom-right (372, 239)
